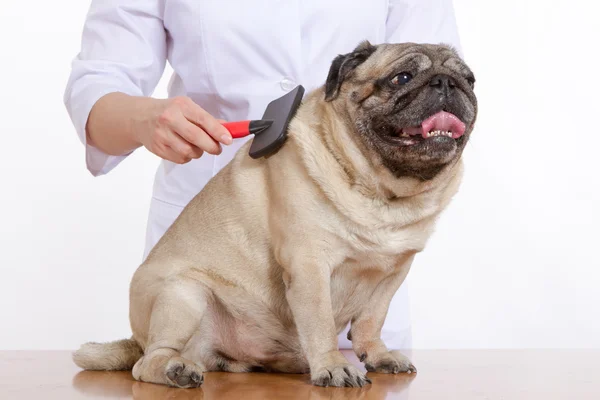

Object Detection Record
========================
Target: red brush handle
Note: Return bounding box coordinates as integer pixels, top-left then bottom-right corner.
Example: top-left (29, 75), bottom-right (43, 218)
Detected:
top-left (222, 120), bottom-right (251, 139)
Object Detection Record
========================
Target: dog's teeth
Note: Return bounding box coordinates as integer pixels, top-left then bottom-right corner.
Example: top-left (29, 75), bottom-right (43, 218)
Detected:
top-left (401, 131), bottom-right (409, 138)
top-left (426, 130), bottom-right (454, 138)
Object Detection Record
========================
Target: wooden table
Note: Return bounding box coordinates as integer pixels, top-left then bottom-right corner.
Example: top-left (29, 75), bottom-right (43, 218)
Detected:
top-left (1, 350), bottom-right (598, 399)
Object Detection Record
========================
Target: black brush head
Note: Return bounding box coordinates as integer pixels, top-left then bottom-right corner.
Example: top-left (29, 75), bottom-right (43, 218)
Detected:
top-left (249, 85), bottom-right (305, 159)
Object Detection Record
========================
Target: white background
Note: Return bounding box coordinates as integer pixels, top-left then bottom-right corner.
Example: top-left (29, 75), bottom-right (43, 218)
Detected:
top-left (1, 0), bottom-right (598, 350)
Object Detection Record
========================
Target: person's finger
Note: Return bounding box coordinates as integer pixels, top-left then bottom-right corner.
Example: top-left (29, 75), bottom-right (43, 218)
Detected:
top-left (168, 115), bottom-right (222, 155)
top-left (180, 99), bottom-right (233, 145)
top-left (149, 134), bottom-right (193, 164)
top-left (162, 129), bottom-right (204, 159)
top-left (161, 144), bottom-right (192, 164)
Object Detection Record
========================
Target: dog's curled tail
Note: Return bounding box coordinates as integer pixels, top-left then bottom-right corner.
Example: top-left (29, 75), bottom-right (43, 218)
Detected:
top-left (73, 338), bottom-right (143, 371)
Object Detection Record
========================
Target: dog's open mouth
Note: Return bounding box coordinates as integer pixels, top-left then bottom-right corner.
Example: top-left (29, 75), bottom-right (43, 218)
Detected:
top-left (385, 111), bottom-right (467, 146)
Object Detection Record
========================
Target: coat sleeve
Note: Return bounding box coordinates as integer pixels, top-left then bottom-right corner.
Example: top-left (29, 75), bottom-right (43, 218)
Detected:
top-left (385, 0), bottom-right (463, 57)
top-left (63, 0), bottom-right (167, 176)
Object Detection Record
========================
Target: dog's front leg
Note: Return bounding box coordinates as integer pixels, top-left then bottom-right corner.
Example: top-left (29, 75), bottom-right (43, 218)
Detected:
top-left (349, 255), bottom-right (417, 374)
top-left (283, 262), bottom-right (370, 387)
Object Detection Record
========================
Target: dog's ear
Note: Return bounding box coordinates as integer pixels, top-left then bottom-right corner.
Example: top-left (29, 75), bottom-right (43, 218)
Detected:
top-left (324, 41), bottom-right (377, 101)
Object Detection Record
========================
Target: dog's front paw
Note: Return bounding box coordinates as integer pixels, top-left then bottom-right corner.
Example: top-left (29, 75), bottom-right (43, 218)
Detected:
top-left (312, 363), bottom-right (371, 387)
top-left (165, 357), bottom-right (204, 388)
top-left (363, 351), bottom-right (416, 374)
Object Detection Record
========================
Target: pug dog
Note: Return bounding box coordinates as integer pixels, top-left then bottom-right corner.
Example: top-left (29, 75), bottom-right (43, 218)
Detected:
top-left (73, 41), bottom-right (477, 388)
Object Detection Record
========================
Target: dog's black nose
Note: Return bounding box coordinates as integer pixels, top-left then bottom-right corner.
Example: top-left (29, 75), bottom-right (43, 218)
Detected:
top-left (429, 74), bottom-right (456, 95)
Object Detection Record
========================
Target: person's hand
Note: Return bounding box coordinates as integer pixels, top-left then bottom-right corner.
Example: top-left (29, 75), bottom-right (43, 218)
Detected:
top-left (133, 96), bottom-right (233, 164)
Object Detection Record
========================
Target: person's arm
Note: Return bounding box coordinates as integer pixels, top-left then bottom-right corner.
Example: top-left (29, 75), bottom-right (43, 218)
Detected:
top-left (64, 0), bottom-right (231, 176)
top-left (86, 92), bottom-right (231, 163)
top-left (385, 0), bottom-right (463, 56)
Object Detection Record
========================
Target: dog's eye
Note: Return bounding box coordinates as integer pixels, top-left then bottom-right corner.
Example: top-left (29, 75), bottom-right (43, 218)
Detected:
top-left (391, 72), bottom-right (413, 86)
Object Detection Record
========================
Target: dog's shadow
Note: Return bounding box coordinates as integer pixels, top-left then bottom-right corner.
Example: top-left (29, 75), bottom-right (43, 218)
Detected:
top-left (72, 369), bottom-right (414, 400)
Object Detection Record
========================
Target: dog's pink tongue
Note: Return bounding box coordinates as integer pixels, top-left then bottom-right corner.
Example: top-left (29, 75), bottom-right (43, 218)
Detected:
top-left (421, 111), bottom-right (466, 139)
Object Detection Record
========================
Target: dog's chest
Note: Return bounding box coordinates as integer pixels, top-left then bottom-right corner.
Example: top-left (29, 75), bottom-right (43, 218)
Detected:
top-left (341, 222), bottom-right (428, 268)
top-left (329, 230), bottom-right (418, 332)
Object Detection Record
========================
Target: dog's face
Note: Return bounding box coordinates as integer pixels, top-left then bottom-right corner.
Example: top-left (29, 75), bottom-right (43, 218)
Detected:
top-left (325, 42), bottom-right (478, 180)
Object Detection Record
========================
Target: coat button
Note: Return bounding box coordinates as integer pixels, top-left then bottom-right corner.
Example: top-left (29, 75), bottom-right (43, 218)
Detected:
top-left (280, 77), bottom-right (296, 91)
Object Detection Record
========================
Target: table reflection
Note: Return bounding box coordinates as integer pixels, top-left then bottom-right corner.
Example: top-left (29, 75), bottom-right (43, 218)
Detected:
top-left (72, 369), bottom-right (414, 400)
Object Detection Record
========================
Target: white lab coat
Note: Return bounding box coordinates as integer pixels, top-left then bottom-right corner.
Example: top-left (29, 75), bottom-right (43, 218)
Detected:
top-left (64, 0), bottom-right (462, 350)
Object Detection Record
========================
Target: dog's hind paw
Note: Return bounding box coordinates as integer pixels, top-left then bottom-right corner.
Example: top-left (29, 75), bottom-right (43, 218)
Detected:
top-left (165, 357), bottom-right (204, 388)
